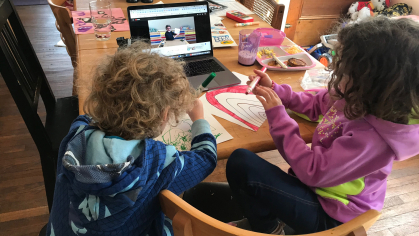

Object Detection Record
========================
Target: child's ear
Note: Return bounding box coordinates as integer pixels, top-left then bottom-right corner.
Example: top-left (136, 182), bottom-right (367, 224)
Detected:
top-left (162, 107), bottom-right (170, 122)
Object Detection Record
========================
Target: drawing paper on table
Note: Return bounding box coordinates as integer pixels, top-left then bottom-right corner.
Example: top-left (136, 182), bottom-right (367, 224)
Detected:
top-left (200, 84), bottom-right (266, 131)
top-left (72, 8), bottom-right (129, 35)
top-left (155, 113), bottom-right (233, 151)
top-left (215, 92), bottom-right (266, 127)
top-left (232, 71), bottom-right (250, 85)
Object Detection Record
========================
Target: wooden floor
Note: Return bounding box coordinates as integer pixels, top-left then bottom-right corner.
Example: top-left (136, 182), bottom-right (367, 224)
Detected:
top-left (1, 5), bottom-right (419, 236)
top-left (0, 5), bottom-right (73, 236)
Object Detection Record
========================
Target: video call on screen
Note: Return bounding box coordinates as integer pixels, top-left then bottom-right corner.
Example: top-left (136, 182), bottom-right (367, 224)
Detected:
top-left (129, 12), bottom-right (211, 44)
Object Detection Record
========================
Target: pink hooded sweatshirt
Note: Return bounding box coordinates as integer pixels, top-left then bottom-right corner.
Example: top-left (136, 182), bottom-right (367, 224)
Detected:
top-left (267, 84), bottom-right (419, 223)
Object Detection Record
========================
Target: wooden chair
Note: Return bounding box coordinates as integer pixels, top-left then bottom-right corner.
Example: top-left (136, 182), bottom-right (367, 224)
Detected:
top-left (160, 189), bottom-right (381, 236)
top-left (0, 0), bottom-right (79, 233)
top-left (239, 0), bottom-right (285, 30)
top-left (47, 0), bottom-right (78, 94)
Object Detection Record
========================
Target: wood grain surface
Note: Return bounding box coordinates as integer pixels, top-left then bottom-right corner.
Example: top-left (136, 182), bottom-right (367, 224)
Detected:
top-left (2, 4), bottom-right (419, 236)
top-left (74, 0), bottom-right (324, 159)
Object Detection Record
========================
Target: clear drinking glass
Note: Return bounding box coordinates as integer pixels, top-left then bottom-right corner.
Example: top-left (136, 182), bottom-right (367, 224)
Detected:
top-left (89, 0), bottom-right (112, 41)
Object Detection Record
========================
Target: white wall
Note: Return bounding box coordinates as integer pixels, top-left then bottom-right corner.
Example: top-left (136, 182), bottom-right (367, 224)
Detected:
top-left (148, 17), bottom-right (195, 31)
top-left (391, 0), bottom-right (419, 15)
top-left (276, 0), bottom-right (290, 32)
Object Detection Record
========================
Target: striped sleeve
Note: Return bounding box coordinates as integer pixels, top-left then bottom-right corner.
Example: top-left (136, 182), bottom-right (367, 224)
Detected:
top-left (166, 119), bottom-right (217, 195)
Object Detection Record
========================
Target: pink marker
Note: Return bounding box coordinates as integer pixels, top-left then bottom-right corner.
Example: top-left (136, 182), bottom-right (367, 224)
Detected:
top-left (245, 67), bottom-right (267, 95)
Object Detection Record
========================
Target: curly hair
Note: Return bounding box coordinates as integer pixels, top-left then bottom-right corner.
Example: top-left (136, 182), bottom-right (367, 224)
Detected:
top-left (328, 17), bottom-right (419, 124)
top-left (84, 41), bottom-right (196, 140)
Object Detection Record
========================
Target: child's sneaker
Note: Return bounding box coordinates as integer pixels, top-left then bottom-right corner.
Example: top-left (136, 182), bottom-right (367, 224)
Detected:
top-left (227, 218), bottom-right (252, 231)
top-left (270, 222), bottom-right (286, 235)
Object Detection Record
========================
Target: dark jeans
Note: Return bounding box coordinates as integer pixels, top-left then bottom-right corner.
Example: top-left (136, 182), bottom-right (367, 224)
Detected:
top-left (226, 149), bottom-right (342, 234)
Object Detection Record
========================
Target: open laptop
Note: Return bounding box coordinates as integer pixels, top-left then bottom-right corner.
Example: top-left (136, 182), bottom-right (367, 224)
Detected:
top-left (127, 2), bottom-right (240, 90)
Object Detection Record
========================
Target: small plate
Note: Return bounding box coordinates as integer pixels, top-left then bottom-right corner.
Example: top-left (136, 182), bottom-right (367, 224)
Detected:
top-left (260, 53), bottom-right (316, 71)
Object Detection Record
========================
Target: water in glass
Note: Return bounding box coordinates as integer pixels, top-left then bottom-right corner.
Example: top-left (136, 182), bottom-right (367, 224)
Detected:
top-left (89, 0), bottom-right (112, 41)
top-left (92, 17), bottom-right (111, 40)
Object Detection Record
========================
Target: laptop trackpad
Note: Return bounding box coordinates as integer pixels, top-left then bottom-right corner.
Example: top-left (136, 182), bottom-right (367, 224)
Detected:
top-left (189, 74), bottom-right (221, 90)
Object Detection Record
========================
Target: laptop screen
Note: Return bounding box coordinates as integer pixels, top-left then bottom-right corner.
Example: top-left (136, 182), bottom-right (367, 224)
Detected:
top-left (128, 3), bottom-right (212, 59)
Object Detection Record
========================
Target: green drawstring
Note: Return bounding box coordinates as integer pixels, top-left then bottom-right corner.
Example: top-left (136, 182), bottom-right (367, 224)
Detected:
top-left (293, 112), bottom-right (323, 123)
top-left (408, 109), bottom-right (419, 125)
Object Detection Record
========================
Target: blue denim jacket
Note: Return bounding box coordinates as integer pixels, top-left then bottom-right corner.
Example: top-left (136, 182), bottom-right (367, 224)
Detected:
top-left (46, 115), bottom-right (217, 236)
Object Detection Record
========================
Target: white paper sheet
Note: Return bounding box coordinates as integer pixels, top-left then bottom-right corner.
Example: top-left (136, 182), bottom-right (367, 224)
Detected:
top-left (210, 16), bottom-right (224, 24)
top-left (155, 113), bottom-right (233, 151)
top-left (199, 72), bottom-right (267, 131)
top-left (210, 0), bottom-right (254, 16)
top-left (55, 40), bottom-right (65, 47)
top-left (232, 71), bottom-right (250, 85)
top-left (211, 21), bottom-right (238, 47)
top-left (196, 0), bottom-right (253, 17)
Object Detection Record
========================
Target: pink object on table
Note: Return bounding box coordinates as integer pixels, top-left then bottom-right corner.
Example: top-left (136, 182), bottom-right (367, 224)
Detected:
top-left (257, 49), bottom-right (316, 71)
top-left (245, 66), bottom-right (267, 94)
top-left (206, 85), bottom-right (260, 131)
top-left (254, 28), bottom-right (286, 47)
top-left (72, 8), bottom-right (129, 34)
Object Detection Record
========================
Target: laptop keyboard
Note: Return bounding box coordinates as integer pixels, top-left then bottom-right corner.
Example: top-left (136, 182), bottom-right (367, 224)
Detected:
top-left (184, 59), bottom-right (225, 77)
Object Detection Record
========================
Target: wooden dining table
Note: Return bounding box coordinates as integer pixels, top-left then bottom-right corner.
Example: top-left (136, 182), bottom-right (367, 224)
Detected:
top-left (74, 0), bottom-right (324, 159)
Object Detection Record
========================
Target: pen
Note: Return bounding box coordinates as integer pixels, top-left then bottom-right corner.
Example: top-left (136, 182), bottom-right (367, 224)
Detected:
top-left (246, 67), bottom-right (267, 95)
top-left (197, 72), bottom-right (216, 93)
top-left (235, 22), bottom-right (260, 27)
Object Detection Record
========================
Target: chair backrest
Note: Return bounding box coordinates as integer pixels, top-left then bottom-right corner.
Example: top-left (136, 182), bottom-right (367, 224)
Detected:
top-left (159, 190), bottom-right (381, 236)
top-left (0, 0), bottom-right (57, 211)
top-left (47, 0), bottom-right (77, 68)
top-left (238, 0), bottom-right (285, 30)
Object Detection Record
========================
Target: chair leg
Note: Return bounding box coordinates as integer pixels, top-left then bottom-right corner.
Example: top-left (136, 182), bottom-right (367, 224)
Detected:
top-left (40, 152), bottom-right (57, 212)
top-left (72, 65), bottom-right (78, 96)
top-left (39, 224), bottom-right (47, 236)
top-left (348, 226), bottom-right (367, 236)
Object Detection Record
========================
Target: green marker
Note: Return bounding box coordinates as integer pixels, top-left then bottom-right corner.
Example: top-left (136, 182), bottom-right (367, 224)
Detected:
top-left (197, 72), bottom-right (216, 93)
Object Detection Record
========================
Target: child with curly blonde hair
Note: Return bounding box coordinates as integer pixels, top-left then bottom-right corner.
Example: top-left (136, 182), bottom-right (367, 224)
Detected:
top-left (46, 41), bottom-right (217, 236)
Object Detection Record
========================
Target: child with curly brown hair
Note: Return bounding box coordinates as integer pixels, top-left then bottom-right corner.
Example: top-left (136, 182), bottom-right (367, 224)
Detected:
top-left (46, 41), bottom-right (217, 236)
top-left (226, 17), bottom-right (419, 234)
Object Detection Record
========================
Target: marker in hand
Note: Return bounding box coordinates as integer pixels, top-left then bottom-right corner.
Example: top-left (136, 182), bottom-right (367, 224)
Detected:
top-left (197, 72), bottom-right (216, 93)
top-left (245, 67), bottom-right (267, 95)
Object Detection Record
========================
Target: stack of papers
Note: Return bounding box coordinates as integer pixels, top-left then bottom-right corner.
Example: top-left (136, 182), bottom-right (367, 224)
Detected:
top-left (211, 21), bottom-right (237, 47)
top-left (210, 0), bottom-right (254, 16)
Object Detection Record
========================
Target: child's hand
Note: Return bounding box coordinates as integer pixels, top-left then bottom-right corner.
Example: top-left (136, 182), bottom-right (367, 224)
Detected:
top-left (254, 86), bottom-right (282, 110)
top-left (247, 69), bottom-right (273, 88)
top-left (188, 99), bottom-right (204, 122)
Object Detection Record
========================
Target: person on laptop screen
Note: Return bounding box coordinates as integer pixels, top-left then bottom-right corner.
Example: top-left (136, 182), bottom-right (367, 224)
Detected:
top-left (165, 25), bottom-right (177, 40)
top-left (128, 2), bottom-right (241, 89)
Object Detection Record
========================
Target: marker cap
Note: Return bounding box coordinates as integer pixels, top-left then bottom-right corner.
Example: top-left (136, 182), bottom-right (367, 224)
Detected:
top-left (202, 72), bottom-right (216, 88)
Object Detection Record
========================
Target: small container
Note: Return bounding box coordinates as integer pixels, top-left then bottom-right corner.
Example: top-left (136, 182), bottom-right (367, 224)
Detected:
top-left (226, 10), bottom-right (254, 23)
top-left (254, 28), bottom-right (286, 47)
top-left (238, 29), bottom-right (261, 66)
